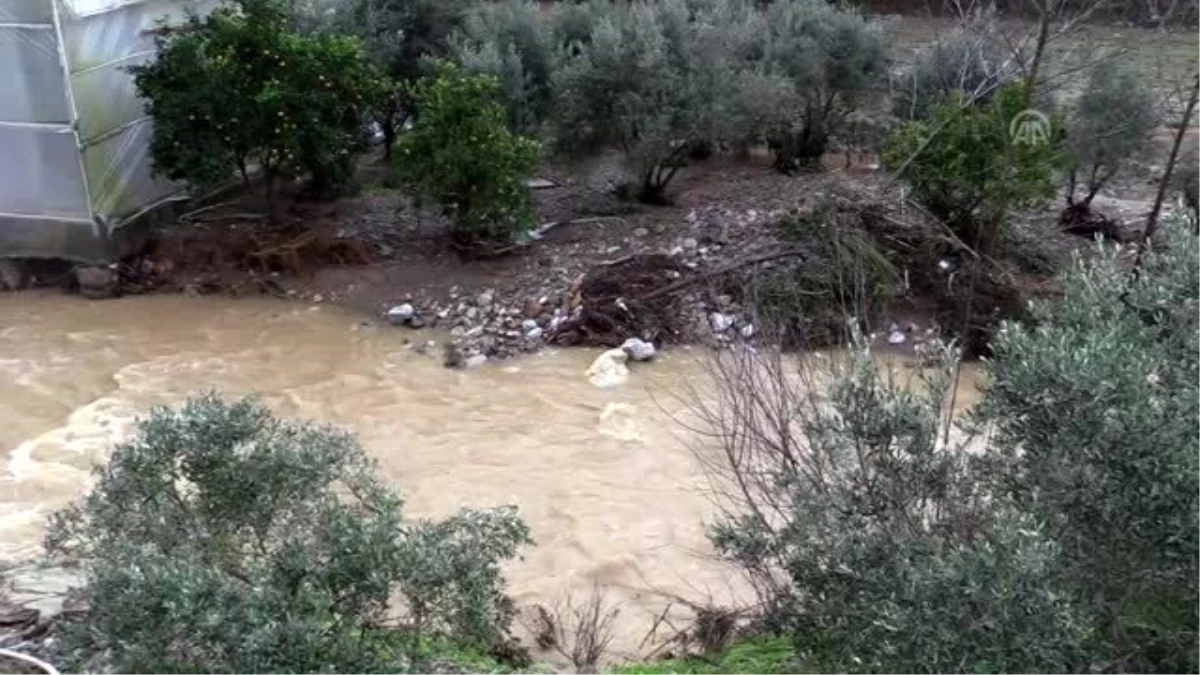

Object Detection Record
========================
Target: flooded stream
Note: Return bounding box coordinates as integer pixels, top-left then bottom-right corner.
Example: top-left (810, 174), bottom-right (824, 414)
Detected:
top-left (0, 291), bottom-right (980, 658)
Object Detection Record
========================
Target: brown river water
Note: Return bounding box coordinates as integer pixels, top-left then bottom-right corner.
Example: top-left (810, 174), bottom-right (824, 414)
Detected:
top-left (0, 291), bottom-right (980, 658)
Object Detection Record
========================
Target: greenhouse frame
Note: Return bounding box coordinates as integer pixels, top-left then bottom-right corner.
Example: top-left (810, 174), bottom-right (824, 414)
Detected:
top-left (2, 0), bottom-right (216, 261)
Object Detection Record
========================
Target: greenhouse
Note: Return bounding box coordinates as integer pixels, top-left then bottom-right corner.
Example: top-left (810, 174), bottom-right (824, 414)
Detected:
top-left (2, 0), bottom-right (215, 261)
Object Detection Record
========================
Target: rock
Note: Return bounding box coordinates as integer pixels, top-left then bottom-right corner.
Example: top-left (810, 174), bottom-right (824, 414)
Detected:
top-left (415, 340), bottom-right (437, 355)
top-left (682, 237), bottom-right (698, 251)
top-left (739, 323), bottom-right (756, 339)
top-left (464, 354), bottom-right (488, 368)
top-left (386, 303), bottom-right (415, 325)
top-left (525, 326), bottom-right (543, 340)
top-left (465, 307), bottom-right (479, 321)
top-left (709, 312), bottom-right (734, 332)
top-left (521, 318), bottom-right (539, 332)
top-left (620, 337), bottom-right (656, 361)
top-left (476, 291), bottom-right (494, 307)
top-left (407, 316), bottom-right (425, 329)
top-left (585, 348), bottom-right (629, 388)
top-left (75, 265), bottom-right (118, 299)
top-left (633, 227), bottom-right (650, 237)
top-left (0, 259), bottom-right (27, 291)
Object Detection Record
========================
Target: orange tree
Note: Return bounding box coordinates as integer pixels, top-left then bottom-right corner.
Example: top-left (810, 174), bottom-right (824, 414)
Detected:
top-left (131, 0), bottom-right (379, 213)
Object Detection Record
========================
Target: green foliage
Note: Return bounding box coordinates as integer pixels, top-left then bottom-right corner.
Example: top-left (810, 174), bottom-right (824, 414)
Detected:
top-left (883, 82), bottom-right (1059, 245)
top-left (892, 29), bottom-right (1011, 121)
top-left (453, 0), bottom-right (559, 135)
top-left (316, 0), bottom-right (472, 151)
top-left (761, 0), bottom-right (890, 168)
top-left (394, 62), bottom-right (541, 247)
top-left (704, 338), bottom-right (1091, 673)
top-left (131, 0), bottom-right (376, 205)
top-left (1173, 150), bottom-right (1198, 212)
top-left (551, 0), bottom-right (779, 202)
top-left (700, 333), bottom-right (1094, 667)
top-left (976, 209), bottom-right (1200, 672)
top-left (611, 635), bottom-right (796, 674)
top-left (1063, 60), bottom-right (1157, 207)
top-left (46, 394), bottom-right (531, 674)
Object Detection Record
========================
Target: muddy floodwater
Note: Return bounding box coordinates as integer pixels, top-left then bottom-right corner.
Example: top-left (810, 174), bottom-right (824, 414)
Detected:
top-left (0, 291), bottom-right (980, 658)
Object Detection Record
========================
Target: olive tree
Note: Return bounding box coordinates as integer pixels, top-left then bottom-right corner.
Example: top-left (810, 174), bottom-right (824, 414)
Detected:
top-left (46, 394), bottom-right (531, 673)
top-left (319, 0), bottom-right (472, 156)
top-left (977, 209), bottom-right (1199, 672)
top-left (452, 0), bottom-right (559, 135)
top-left (1062, 60), bottom-right (1158, 211)
top-left (762, 0), bottom-right (889, 170)
top-left (892, 28), bottom-right (1014, 121)
top-left (689, 335), bottom-right (1091, 673)
top-left (551, 0), bottom-right (776, 203)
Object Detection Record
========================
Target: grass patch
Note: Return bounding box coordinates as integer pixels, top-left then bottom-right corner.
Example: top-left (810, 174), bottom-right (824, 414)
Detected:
top-left (611, 636), bottom-right (797, 674)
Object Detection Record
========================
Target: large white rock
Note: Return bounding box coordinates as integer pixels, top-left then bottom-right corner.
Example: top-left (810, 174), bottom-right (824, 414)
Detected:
top-left (586, 348), bottom-right (630, 388)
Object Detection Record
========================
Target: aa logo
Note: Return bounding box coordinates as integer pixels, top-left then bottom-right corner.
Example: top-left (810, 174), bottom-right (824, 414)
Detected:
top-left (1009, 109), bottom-right (1051, 147)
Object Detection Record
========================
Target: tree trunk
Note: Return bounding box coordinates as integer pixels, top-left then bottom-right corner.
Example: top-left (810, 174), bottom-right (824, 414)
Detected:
top-left (1133, 72), bottom-right (1199, 271)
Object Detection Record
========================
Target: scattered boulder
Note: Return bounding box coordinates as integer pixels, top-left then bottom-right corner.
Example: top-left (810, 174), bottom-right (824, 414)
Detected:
top-left (585, 348), bottom-right (629, 388)
top-left (621, 337), bottom-right (657, 361)
top-left (464, 353), bottom-right (488, 368)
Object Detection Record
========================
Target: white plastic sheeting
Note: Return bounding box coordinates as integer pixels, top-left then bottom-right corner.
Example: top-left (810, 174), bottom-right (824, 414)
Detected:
top-left (0, 0), bottom-right (216, 260)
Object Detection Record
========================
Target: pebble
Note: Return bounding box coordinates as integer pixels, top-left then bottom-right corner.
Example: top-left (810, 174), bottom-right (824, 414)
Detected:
top-left (464, 354), bottom-right (488, 368)
top-left (633, 227), bottom-right (650, 237)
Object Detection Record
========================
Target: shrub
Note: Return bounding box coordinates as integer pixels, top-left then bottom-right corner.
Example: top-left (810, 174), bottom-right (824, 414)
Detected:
top-left (891, 29), bottom-right (1012, 121)
top-left (1062, 60), bottom-right (1157, 210)
top-left (46, 394), bottom-right (531, 673)
top-left (976, 209), bottom-right (1199, 672)
top-left (761, 0), bottom-right (889, 170)
top-left (882, 81), bottom-right (1059, 248)
top-left (131, 0), bottom-right (376, 209)
top-left (394, 62), bottom-right (541, 248)
top-left (692, 337), bottom-right (1091, 673)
